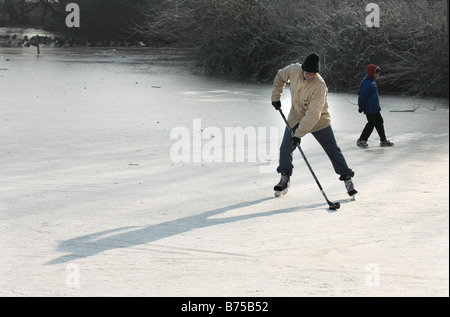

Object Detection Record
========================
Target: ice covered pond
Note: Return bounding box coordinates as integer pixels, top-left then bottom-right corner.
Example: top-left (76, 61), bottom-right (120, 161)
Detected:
top-left (1, 42), bottom-right (448, 296)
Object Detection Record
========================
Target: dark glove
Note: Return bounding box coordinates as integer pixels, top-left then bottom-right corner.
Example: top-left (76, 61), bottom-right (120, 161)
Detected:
top-left (358, 108), bottom-right (364, 113)
top-left (272, 101), bottom-right (281, 110)
top-left (292, 136), bottom-right (300, 147)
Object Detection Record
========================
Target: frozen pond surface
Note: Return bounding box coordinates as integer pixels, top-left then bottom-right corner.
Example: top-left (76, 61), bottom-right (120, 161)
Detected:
top-left (0, 46), bottom-right (448, 296)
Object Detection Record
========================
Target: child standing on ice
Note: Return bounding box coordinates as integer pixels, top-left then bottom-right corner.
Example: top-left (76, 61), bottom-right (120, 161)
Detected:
top-left (357, 64), bottom-right (394, 147)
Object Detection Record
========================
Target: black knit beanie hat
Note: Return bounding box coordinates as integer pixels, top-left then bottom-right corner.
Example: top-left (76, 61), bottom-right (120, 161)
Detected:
top-left (302, 53), bottom-right (320, 73)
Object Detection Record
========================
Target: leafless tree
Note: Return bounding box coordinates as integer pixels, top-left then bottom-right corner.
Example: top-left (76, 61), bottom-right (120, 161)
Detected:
top-left (0, 0), bottom-right (59, 25)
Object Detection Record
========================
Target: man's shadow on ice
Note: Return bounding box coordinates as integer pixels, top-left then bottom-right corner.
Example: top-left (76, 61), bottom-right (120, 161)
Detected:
top-left (47, 197), bottom-right (324, 265)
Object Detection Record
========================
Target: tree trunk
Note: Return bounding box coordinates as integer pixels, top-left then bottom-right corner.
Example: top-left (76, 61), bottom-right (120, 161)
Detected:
top-left (40, 0), bottom-right (49, 25)
top-left (18, 0), bottom-right (27, 23)
top-left (447, 0), bottom-right (449, 44)
top-left (5, 0), bottom-right (20, 22)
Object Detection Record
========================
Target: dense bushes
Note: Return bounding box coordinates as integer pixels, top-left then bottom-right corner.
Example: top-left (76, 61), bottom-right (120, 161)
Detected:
top-left (2, 0), bottom-right (448, 97)
top-left (136, 0), bottom-right (449, 97)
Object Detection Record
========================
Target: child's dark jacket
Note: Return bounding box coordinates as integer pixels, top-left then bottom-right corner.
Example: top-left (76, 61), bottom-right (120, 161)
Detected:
top-left (358, 76), bottom-right (381, 114)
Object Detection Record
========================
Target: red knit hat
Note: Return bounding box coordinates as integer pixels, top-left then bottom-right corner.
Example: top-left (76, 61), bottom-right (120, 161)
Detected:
top-left (367, 64), bottom-right (380, 79)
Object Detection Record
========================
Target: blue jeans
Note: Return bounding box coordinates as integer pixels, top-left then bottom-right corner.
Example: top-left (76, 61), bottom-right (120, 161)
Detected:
top-left (277, 125), bottom-right (354, 179)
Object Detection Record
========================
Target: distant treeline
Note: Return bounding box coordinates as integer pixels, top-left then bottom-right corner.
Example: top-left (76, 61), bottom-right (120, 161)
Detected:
top-left (1, 0), bottom-right (448, 97)
top-left (0, 0), bottom-right (146, 39)
top-left (134, 0), bottom-right (449, 97)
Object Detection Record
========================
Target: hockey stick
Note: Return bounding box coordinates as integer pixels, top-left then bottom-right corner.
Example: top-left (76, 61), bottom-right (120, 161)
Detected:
top-left (278, 108), bottom-right (340, 210)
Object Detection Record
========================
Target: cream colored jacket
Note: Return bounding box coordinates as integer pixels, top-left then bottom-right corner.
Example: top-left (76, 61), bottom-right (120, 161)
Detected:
top-left (271, 63), bottom-right (331, 139)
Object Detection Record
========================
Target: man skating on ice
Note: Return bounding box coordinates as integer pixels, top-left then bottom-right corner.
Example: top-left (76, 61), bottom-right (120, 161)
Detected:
top-left (271, 53), bottom-right (357, 197)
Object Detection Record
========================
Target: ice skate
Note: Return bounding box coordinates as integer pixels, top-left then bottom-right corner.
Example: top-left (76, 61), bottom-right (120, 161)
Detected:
top-left (380, 139), bottom-right (394, 146)
top-left (357, 139), bottom-right (368, 147)
top-left (344, 178), bottom-right (358, 198)
top-left (274, 174), bottom-right (290, 197)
